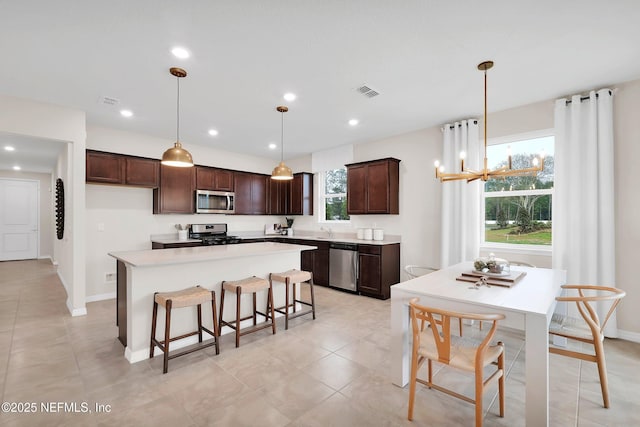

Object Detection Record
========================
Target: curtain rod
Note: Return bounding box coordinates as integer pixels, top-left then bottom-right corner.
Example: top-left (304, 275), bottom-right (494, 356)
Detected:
top-left (445, 119), bottom-right (478, 130)
top-left (564, 89), bottom-right (613, 105)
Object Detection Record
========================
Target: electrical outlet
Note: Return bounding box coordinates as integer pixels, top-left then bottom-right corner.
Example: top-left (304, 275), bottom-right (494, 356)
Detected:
top-left (105, 272), bottom-right (116, 282)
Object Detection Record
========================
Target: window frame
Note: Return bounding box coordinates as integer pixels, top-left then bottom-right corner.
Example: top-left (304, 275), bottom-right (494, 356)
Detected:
top-left (317, 168), bottom-right (350, 224)
top-left (480, 129), bottom-right (554, 254)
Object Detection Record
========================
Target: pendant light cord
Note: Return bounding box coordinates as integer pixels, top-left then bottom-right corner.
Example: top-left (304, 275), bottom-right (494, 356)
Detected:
top-left (280, 110), bottom-right (284, 162)
top-left (176, 76), bottom-right (180, 142)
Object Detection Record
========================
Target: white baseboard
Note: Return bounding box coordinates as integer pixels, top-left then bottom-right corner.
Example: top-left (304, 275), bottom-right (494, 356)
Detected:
top-left (66, 298), bottom-right (87, 317)
top-left (617, 329), bottom-right (640, 344)
top-left (38, 255), bottom-right (53, 262)
top-left (86, 292), bottom-right (116, 303)
top-left (58, 271), bottom-right (87, 317)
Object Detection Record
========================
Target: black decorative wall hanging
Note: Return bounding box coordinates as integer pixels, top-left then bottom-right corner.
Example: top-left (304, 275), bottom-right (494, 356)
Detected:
top-left (55, 178), bottom-right (64, 240)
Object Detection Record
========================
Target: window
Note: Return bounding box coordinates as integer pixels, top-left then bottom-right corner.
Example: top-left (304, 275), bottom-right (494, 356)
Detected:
top-left (318, 168), bottom-right (350, 222)
top-left (482, 132), bottom-right (554, 248)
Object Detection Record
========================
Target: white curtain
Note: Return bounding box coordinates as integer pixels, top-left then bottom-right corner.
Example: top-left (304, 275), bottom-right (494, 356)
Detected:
top-left (440, 120), bottom-right (481, 268)
top-left (553, 89), bottom-right (618, 337)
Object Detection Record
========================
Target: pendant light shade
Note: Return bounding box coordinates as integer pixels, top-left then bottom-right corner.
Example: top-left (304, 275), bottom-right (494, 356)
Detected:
top-left (161, 67), bottom-right (194, 168)
top-left (271, 105), bottom-right (293, 180)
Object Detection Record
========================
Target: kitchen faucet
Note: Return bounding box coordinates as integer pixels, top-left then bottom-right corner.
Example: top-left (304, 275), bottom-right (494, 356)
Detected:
top-left (321, 226), bottom-right (333, 238)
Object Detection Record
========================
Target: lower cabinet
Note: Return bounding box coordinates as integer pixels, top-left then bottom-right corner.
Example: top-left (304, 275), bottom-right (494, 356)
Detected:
top-left (289, 239), bottom-right (329, 286)
top-left (357, 243), bottom-right (400, 299)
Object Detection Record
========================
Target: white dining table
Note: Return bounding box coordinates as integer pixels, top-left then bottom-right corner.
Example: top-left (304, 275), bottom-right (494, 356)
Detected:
top-left (390, 261), bottom-right (566, 427)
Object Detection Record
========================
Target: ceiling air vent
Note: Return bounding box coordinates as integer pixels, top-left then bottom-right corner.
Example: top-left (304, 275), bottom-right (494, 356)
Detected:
top-left (99, 96), bottom-right (120, 106)
top-left (356, 85), bottom-right (380, 98)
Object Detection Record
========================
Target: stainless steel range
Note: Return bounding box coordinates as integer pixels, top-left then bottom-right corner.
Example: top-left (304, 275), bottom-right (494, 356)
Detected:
top-left (189, 224), bottom-right (240, 245)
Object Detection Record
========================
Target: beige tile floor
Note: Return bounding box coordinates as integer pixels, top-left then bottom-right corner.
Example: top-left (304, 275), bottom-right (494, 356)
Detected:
top-left (1, 259), bottom-right (639, 426)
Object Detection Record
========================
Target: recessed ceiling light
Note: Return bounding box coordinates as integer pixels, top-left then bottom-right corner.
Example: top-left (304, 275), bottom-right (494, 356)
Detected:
top-left (120, 110), bottom-right (133, 118)
top-left (268, 143), bottom-right (277, 150)
top-left (13, 165), bottom-right (21, 171)
top-left (208, 129), bottom-right (219, 137)
top-left (4, 146), bottom-right (15, 151)
top-left (348, 119), bottom-right (359, 126)
top-left (171, 47), bottom-right (190, 59)
top-left (283, 93), bottom-right (296, 102)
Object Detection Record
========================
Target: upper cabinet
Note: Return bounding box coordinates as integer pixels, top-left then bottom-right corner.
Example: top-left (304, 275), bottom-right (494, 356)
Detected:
top-left (153, 164), bottom-right (195, 214)
top-left (267, 172), bottom-right (313, 216)
top-left (289, 172), bottom-right (313, 215)
top-left (234, 172), bottom-right (267, 215)
top-left (196, 166), bottom-right (234, 192)
top-left (346, 158), bottom-right (400, 215)
top-left (86, 150), bottom-right (159, 188)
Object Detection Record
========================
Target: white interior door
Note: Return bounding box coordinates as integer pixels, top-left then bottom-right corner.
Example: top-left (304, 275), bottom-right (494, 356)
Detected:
top-left (0, 179), bottom-right (39, 261)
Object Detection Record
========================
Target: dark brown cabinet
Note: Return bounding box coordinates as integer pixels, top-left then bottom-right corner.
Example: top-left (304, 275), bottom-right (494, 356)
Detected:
top-left (346, 158), bottom-right (400, 215)
top-left (125, 157), bottom-right (159, 187)
top-left (267, 172), bottom-right (313, 216)
top-left (196, 166), bottom-right (234, 192)
top-left (86, 150), bottom-right (159, 188)
top-left (289, 239), bottom-right (329, 286)
top-left (357, 243), bottom-right (400, 299)
top-left (234, 172), bottom-right (267, 215)
top-left (153, 164), bottom-right (195, 214)
top-left (86, 151), bottom-right (124, 184)
top-left (289, 173), bottom-right (313, 215)
top-left (268, 179), bottom-right (288, 215)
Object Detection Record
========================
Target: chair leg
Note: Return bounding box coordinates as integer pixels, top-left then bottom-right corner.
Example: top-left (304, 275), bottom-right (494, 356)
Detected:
top-left (292, 278), bottom-right (297, 314)
top-left (163, 300), bottom-right (172, 374)
top-left (269, 282), bottom-right (276, 335)
top-left (309, 274), bottom-right (316, 320)
top-left (459, 318), bottom-right (463, 336)
top-left (150, 294), bottom-right (158, 358)
top-left (407, 352), bottom-right (419, 421)
top-left (284, 277), bottom-right (290, 330)
top-left (498, 342), bottom-right (505, 417)
top-left (197, 303), bottom-right (203, 343)
top-left (475, 368), bottom-right (483, 427)
top-left (210, 291), bottom-right (220, 355)
top-left (235, 287), bottom-right (241, 348)
top-left (594, 338), bottom-right (610, 408)
top-left (219, 285), bottom-right (226, 333)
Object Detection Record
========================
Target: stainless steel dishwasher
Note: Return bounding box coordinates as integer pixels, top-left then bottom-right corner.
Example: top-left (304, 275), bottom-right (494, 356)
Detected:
top-left (329, 242), bottom-right (358, 292)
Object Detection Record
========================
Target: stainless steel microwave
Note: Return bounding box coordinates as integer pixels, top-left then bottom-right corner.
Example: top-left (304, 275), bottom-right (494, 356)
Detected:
top-left (196, 190), bottom-right (235, 214)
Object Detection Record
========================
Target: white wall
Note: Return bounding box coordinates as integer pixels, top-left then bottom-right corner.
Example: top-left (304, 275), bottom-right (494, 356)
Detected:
top-left (0, 170), bottom-right (53, 258)
top-left (0, 95), bottom-right (86, 316)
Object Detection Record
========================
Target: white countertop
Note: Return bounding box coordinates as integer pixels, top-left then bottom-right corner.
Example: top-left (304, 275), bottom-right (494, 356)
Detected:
top-left (150, 232), bottom-right (401, 246)
top-left (110, 242), bottom-right (316, 267)
top-left (234, 232), bottom-right (401, 246)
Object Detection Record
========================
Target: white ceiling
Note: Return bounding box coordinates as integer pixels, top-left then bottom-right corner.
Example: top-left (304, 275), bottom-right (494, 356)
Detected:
top-left (2, 1), bottom-right (640, 173)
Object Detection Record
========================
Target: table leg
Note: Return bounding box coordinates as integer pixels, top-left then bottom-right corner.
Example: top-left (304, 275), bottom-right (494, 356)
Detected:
top-left (525, 312), bottom-right (549, 426)
top-left (391, 289), bottom-right (410, 387)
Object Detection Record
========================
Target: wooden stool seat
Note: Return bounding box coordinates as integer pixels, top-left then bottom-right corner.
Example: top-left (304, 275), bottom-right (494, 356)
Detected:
top-left (269, 269), bottom-right (316, 330)
top-left (219, 276), bottom-right (276, 348)
top-left (155, 286), bottom-right (213, 308)
top-left (223, 276), bottom-right (270, 294)
top-left (150, 285), bottom-right (219, 374)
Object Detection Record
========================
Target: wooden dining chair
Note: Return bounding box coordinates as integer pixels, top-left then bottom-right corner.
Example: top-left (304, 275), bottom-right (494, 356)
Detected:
top-left (407, 298), bottom-right (505, 427)
top-left (404, 266), bottom-right (465, 336)
top-left (549, 285), bottom-right (626, 408)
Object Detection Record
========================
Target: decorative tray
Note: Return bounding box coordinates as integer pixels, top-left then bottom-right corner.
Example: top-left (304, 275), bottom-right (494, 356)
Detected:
top-left (456, 271), bottom-right (527, 288)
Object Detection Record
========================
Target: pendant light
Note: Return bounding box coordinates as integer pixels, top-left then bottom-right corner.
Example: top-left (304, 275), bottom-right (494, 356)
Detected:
top-left (271, 105), bottom-right (293, 180)
top-left (161, 67), bottom-right (194, 167)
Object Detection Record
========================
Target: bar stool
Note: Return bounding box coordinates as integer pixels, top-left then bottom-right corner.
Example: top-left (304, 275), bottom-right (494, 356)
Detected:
top-left (150, 285), bottom-right (219, 374)
top-left (269, 269), bottom-right (316, 330)
top-left (219, 276), bottom-right (276, 348)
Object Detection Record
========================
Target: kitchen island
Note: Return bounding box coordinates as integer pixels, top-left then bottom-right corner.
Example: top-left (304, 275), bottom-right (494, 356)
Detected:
top-left (109, 242), bottom-right (315, 363)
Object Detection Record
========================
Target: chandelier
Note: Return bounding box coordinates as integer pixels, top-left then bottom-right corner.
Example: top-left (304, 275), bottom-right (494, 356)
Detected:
top-left (434, 61), bottom-right (544, 182)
